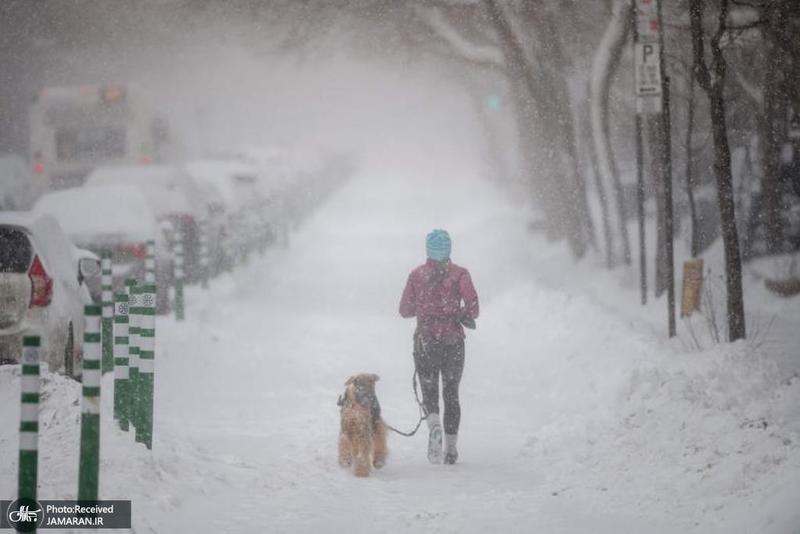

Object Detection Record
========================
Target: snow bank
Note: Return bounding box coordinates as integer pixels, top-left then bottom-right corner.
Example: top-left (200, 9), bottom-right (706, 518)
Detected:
top-left (504, 207), bottom-right (800, 532)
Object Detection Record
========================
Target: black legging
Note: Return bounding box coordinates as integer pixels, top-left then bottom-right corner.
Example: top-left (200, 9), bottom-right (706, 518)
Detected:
top-left (414, 335), bottom-right (465, 435)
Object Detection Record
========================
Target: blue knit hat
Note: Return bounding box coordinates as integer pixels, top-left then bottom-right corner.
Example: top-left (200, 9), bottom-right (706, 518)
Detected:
top-left (426, 229), bottom-right (451, 262)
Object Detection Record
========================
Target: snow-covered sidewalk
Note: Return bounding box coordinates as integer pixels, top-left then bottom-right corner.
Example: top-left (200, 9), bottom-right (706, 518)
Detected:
top-left (2, 164), bottom-right (799, 533)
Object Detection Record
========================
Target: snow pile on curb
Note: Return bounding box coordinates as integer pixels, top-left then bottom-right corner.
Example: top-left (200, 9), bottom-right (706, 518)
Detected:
top-left (472, 234), bottom-right (800, 532)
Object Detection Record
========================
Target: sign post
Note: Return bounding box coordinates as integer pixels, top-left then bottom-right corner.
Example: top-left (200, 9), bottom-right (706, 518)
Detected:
top-left (633, 0), bottom-right (675, 338)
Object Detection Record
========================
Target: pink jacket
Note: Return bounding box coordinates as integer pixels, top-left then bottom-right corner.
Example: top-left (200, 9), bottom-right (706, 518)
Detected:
top-left (399, 259), bottom-right (479, 340)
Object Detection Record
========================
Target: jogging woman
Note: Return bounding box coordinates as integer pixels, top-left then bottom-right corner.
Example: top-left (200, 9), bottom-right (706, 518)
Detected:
top-left (399, 229), bottom-right (479, 464)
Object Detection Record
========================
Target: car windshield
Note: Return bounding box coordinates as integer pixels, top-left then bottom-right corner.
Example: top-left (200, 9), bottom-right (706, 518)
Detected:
top-left (0, 227), bottom-right (32, 272)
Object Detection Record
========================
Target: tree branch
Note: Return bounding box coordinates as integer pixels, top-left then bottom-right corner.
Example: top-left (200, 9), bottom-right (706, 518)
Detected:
top-left (689, 0), bottom-right (712, 91)
top-left (725, 19), bottom-right (765, 30)
top-left (710, 0), bottom-right (730, 81)
top-left (414, 4), bottom-right (505, 70)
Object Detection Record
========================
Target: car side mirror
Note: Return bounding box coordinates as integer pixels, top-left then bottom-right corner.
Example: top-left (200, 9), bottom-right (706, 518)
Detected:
top-left (78, 258), bottom-right (101, 284)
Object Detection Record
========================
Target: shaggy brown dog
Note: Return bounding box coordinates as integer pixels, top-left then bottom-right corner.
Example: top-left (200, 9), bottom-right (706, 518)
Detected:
top-left (338, 373), bottom-right (388, 477)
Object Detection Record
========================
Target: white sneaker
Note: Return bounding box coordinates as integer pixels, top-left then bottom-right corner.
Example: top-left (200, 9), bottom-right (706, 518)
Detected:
top-left (426, 413), bottom-right (443, 464)
top-left (444, 433), bottom-right (458, 464)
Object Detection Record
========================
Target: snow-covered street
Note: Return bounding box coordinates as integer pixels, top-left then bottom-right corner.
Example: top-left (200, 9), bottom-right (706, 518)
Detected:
top-left (3, 160), bottom-right (798, 533)
top-left (5, 2), bottom-right (800, 533)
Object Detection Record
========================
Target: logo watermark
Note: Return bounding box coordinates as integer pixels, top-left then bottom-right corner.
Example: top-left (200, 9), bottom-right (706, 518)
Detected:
top-left (1, 501), bottom-right (131, 531)
top-left (4, 499), bottom-right (43, 533)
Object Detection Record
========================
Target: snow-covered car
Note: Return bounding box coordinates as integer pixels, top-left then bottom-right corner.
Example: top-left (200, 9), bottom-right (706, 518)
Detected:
top-left (188, 179), bottom-right (236, 275)
top-left (185, 158), bottom-right (278, 263)
top-left (0, 154), bottom-right (44, 210)
top-left (230, 145), bottom-right (350, 242)
top-left (32, 185), bottom-right (173, 313)
top-left (85, 164), bottom-right (207, 282)
top-left (210, 147), bottom-right (293, 246)
top-left (0, 212), bottom-right (99, 378)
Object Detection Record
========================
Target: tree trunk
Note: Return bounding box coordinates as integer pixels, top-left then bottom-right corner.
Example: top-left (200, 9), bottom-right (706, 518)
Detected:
top-left (709, 83), bottom-right (746, 340)
top-left (587, 94), bottom-right (616, 268)
top-left (521, 4), bottom-right (591, 259)
top-left (684, 66), bottom-right (700, 258)
top-left (557, 95), bottom-right (592, 259)
top-left (760, 12), bottom-right (785, 253)
top-left (483, 0), bottom-right (591, 258)
top-left (589, 0), bottom-right (632, 267)
top-left (690, 0), bottom-right (746, 341)
top-left (572, 85), bottom-right (598, 252)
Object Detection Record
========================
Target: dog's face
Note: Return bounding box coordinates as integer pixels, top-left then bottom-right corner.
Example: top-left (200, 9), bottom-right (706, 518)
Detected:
top-left (344, 373), bottom-right (380, 407)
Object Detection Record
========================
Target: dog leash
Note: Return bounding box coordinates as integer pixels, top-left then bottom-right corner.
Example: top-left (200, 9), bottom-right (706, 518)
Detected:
top-left (384, 332), bottom-right (429, 437)
top-left (383, 368), bottom-right (429, 437)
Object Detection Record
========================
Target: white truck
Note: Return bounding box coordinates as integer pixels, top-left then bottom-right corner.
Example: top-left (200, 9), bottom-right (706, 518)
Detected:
top-left (29, 84), bottom-right (174, 190)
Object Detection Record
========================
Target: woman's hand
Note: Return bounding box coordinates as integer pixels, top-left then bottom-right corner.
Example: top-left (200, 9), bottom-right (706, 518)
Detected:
top-left (458, 307), bottom-right (476, 329)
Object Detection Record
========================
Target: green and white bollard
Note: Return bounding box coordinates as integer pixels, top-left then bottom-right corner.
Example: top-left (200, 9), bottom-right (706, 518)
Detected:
top-left (78, 305), bottom-right (101, 501)
top-left (101, 253), bottom-right (113, 373)
top-left (126, 279), bottom-right (139, 430)
top-left (174, 232), bottom-right (185, 321)
top-left (19, 335), bottom-right (40, 507)
top-left (113, 292), bottom-right (130, 431)
top-left (125, 278), bottom-right (136, 299)
top-left (135, 283), bottom-right (156, 449)
top-left (145, 240), bottom-right (156, 284)
top-left (199, 219), bottom-right (209, 289)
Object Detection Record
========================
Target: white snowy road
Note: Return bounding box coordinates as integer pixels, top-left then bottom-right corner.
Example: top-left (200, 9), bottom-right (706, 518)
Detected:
top-left (152, 167), bottom-right (597, 533)
top-left (2, 162), bottom-right (798, 533)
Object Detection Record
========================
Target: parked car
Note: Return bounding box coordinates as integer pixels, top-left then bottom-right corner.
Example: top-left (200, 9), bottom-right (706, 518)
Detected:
top-left (0, 212), bottom-right (99, 378)
top-left (185, 158), bottom-right (278, 264)
top-left (32, 184), bottom-right (173, 313)
top-left (188, 179), bottom-right (236, 275)
top-left (85, 164), bottom-right (207, 283)
top-left (203, 149), bottom-right (291, 247)
top-left (0, 154), bottom-right (44, 211)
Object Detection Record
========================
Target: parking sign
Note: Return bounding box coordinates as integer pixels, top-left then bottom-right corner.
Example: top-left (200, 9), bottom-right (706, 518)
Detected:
top-left (635, 42), bottom-right (663, 114)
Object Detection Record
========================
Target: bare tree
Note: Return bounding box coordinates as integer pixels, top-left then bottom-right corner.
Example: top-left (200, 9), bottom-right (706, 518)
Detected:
top-left (483, 0), bottom-right (595, 257)
top-left (689, 0), bottom-right (746, 341)
top-left (760, 3), bottom-right (786, 254)
top-left (757, 0), bottom-right (800, 254)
